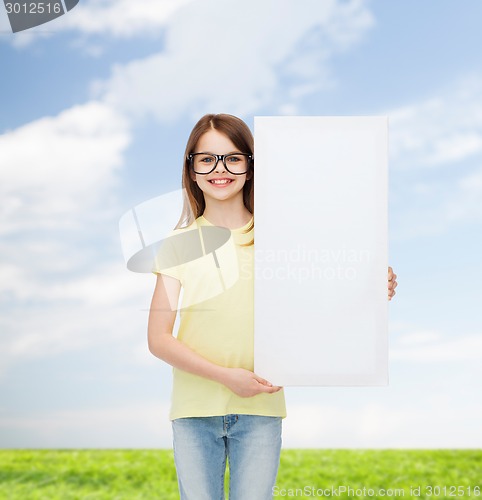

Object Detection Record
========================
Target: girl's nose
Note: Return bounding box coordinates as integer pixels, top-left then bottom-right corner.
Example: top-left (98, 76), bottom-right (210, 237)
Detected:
top-left (214, 160), bottom-right (226, 173)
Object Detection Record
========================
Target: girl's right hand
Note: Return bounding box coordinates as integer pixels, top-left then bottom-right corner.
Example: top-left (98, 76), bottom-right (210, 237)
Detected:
top-left (222, 367), bottom-right (283, 398)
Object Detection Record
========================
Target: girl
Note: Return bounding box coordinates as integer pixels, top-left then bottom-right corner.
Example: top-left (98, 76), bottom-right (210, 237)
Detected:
top-left (147, 114), bottom-right (398, 500)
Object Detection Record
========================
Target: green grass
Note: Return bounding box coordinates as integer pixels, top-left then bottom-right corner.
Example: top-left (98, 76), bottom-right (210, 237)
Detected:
top-left (0, 450), bottom-right (480, 499)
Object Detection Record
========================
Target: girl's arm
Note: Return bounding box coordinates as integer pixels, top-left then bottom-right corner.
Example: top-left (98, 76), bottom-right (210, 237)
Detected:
top-left (147, 274), bottom-right (282, 398)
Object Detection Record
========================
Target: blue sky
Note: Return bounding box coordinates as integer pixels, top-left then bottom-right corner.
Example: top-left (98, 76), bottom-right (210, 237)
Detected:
top-left (1, 0), bottom-right (481, 448)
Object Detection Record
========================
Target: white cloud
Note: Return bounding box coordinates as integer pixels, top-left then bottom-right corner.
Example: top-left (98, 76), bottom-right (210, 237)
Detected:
top-left (385, 75), bottom-right (482, 239)
top-left (0, 100), bottom-right (131, 234)
top-left (388, 323), bottom-right (482, 363)
top-left (444, 165), bottom-right (482, 223)
top-left (391, 332), bottom-right (482, 362)
top-left (0, 402), bottom-right (172, 447)
top-left (396, 330), bottom-right (441, 345)
top-left (0, 97), bottom-right (149, 373)
top-left (91, 0), bottom-right (374, 122)
top-left (282, 400), bottom-right (481, 448)
top-left (425, 132), bottom-right (482, 165)
top-left (62, 0), bottom-right (194, 37)
top-left (0, 101), bottom-right (136, 379)
top-left (389, 174), bottom-right (482, 239)
top-left (388, 75), bottom-right (482, 169)
top-left (0, 263), bottom-right (152, 362)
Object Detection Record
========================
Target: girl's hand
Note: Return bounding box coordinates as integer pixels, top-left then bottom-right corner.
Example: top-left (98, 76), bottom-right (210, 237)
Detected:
top-left (388, 266), bottom-right (398, 301)
top-left (222, 367), bottom-right (283, 398)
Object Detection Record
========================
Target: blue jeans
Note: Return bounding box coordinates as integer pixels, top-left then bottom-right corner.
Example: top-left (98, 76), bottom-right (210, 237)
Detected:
top-left (172, 414), bottom-right (282, 500)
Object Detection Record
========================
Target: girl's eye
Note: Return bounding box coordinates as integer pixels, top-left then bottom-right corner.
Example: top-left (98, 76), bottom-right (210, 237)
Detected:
top-left (200, 156), bottom-right (213, 163)
top-left (227, 156), bottom-right (241, 162)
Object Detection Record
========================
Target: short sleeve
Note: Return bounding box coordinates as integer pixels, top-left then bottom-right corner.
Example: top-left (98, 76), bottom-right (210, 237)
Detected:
top-left (151, 230), bottom-right (184, 282)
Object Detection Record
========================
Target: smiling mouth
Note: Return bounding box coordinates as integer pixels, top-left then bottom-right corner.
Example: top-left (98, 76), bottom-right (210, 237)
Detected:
top-left (209, 179), bottom-right (233, 185)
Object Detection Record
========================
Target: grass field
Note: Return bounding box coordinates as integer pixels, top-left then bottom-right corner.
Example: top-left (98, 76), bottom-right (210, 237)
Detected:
top-left (0, 449), bottom-right (480, 499)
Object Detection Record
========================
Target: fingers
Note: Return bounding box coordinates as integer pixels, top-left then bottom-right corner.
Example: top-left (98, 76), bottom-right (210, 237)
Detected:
top-left (258, 384), bottom-right (283, 393)
top-left (254, 375), bottom-right (282, 393)
top-left (254, 375), bottom-right (272, 387)
top-left (388, 267), bottom-right (397, 281)
top-left (387, 266), bottom-right (398, 301)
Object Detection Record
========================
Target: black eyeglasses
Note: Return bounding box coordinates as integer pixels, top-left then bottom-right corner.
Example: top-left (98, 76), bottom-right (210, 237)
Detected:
top-left (188, 153), bottom-right (253, 175)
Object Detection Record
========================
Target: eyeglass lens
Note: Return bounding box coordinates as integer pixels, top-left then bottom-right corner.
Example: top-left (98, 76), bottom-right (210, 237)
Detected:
top-left (192, 154), bottom-right (249, 174)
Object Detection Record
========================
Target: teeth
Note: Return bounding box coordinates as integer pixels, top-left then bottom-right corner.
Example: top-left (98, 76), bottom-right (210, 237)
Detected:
top-left (211, 179), bottom-right (232, 184)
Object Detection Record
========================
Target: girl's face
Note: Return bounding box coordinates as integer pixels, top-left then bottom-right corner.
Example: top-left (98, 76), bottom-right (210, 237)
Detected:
top-left (191, 129), bottom-right (251, 204)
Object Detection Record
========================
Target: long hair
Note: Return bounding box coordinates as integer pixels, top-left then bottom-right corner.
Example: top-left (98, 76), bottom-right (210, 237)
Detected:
top-left (174, 113), bottom-right (254, 246)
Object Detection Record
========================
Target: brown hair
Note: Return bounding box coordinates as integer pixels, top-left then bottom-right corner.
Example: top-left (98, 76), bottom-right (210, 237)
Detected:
top-left (174, 113), bottom-right (254, 246)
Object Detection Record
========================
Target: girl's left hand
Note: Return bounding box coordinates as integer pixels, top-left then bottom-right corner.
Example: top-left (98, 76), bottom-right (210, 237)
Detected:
top-left (388, 266), bottom-right (398, 301)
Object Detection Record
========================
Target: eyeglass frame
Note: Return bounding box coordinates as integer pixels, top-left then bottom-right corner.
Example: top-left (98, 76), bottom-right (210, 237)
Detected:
top-left (187, 152), bottom-right (253, 175)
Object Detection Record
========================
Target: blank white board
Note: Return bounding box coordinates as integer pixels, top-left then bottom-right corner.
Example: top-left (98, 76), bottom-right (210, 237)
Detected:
top-left (254, 116), bottom-right (388, 386)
